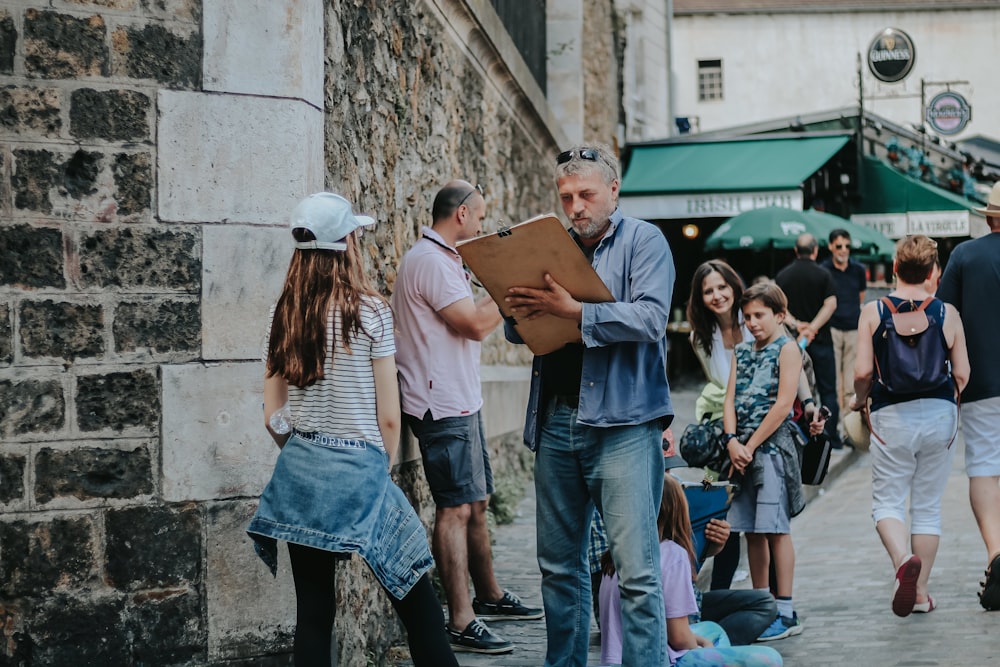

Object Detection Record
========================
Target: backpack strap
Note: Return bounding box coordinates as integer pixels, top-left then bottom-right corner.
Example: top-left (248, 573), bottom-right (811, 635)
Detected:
top-left (880, 296), bottom-right (935, 314)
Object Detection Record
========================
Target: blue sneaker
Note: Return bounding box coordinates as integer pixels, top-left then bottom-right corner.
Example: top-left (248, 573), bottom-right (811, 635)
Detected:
top-left (757, 611), bottom-right (803, 642)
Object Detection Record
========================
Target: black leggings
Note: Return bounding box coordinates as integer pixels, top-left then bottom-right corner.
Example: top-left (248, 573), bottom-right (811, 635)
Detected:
top-left (287, 542), bottom-right (457, 667)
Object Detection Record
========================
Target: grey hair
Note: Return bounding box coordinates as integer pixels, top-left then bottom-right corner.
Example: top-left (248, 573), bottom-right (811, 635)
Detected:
top-left (555, 143), bottom-right (619, 186)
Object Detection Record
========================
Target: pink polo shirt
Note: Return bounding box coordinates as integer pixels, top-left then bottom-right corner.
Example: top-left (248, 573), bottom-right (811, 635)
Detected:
top-left (392, 227), bottom-right (483, 419)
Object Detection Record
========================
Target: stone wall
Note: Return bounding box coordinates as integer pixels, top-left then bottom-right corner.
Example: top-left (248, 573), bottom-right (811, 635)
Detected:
top-left (0, 0), bottom-right (624, 665)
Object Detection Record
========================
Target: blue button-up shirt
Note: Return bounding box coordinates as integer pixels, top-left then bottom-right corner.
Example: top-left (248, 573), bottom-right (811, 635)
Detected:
top-left (506, 209), bottom-right (675, 451)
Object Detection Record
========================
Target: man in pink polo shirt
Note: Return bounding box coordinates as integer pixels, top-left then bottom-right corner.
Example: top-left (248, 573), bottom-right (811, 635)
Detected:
top-left (393, 180), bottom-right (541, 655)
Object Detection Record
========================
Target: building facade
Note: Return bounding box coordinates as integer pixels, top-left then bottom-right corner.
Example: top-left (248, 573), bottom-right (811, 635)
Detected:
top-left (0, 1), bottom-right (632, 664)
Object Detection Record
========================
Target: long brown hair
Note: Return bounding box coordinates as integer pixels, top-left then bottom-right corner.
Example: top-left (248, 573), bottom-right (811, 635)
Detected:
top-left (601, 474), bottom-right (696, 577)
top-left (266, 232), bottom-right (385, 388)
top-left (687, 260), bottom-right (745, 356)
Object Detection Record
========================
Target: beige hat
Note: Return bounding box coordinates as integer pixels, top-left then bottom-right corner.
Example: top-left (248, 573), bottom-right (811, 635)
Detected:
top-left (974, 181), bottom-right (1000, 218)
top-left (843, 410), bottom-right (871, 452)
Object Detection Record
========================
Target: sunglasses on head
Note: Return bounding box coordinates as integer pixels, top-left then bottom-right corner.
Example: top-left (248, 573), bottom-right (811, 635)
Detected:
top-left (557, 148), bottom-right (600, 164)
top-left (456, 183), bottom-right (484, 208)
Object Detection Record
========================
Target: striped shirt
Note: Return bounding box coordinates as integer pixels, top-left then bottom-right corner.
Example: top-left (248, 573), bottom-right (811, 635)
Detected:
top-left (263, 296), bottom-right (394, 448)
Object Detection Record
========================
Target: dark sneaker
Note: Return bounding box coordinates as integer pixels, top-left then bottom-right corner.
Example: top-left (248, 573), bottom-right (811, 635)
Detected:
top-left (447, 618), bottom-right (513, 654)
top-left (756, 612), bottom-right (803, 642)
top-left (979, 553), bottom-right (1000, 611)
top-left (472, 589), bottom-right (544, 621)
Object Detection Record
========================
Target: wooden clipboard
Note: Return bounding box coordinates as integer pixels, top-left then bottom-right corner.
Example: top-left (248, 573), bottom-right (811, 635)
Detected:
top-left (456, 214), bottom-right (614, 355)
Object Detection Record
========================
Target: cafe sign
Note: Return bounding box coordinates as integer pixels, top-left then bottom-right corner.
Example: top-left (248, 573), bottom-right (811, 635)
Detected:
top-left (868, 28), bottom-right (916, 83)
top-left (926, 91), bottom-right (972, 136)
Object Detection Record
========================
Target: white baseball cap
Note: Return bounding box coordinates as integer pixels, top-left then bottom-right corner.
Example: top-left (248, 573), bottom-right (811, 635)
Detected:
top-left (291, 193), bottom-right (376, 251)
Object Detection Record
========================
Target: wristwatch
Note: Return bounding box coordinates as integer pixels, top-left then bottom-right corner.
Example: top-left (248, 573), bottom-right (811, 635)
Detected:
top-left (723, 432), bottom-right (737, 442)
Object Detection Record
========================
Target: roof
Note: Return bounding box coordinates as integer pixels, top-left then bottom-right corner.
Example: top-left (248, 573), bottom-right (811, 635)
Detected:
top-left (620, 135), bottom-right (850, 194)
top-left (674, 1), bottom-right (999, 14)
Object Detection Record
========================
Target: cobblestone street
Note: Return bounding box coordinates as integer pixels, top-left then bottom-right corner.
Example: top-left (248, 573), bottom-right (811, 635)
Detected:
top-left (392, 384), bottom-right (999, 667)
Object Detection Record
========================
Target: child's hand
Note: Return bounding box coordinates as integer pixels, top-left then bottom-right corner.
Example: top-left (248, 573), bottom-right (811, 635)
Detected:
top-left (694, 634), bottom-right (714, 649)
top-left (848, 393), bottom-right (866, 412)
top-left (808, 413), bottom-right (827, 436)
top-left (727, 439), bottom-right (752, 473)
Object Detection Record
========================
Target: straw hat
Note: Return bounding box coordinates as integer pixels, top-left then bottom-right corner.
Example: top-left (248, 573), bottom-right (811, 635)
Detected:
top-left (974, 181), bottom-right (1000, 218)
top-left (843, 410), bottom-right (871, 452)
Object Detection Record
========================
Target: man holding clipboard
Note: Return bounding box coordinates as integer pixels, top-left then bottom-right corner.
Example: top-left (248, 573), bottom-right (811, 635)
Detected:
top-left (503, 144), bottom-right (676, 667)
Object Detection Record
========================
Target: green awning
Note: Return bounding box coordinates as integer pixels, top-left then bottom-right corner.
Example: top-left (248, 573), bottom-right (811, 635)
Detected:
top-left (856, 156), bottom-right (977, 214)
top-left (621, 136), bottom-right (850, 194)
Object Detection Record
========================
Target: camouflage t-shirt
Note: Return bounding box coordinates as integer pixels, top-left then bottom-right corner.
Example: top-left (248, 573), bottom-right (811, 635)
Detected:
top-left (734, 335), bottom-right (793, 447)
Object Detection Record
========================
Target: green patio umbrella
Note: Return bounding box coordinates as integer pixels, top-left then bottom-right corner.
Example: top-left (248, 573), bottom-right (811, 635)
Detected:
top-left (704, 206), bottom-right (894, 261)
top-left (801, 209), bottom-right (895, 261)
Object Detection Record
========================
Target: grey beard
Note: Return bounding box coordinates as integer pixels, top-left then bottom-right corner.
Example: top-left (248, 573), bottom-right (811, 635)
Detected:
top-left (572, 217), bottom-right (606, 239)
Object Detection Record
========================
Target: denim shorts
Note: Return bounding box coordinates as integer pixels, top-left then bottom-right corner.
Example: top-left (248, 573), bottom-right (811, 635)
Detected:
top-left (726, 452), bottom-right (791, 535)
top-left (406, 410), bottom-right (494, 507)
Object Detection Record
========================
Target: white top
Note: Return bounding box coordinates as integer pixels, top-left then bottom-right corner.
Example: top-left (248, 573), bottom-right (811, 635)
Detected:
top-left (706, 318), bottom-right (754, 386)
top-left (392, 227), bottom-right (483, 419)
top-left (263, 296), bottom-right (394, 447)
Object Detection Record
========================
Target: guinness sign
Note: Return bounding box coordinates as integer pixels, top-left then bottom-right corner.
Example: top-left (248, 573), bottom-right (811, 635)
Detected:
top-left (868, 28), bottom-right (916, 83)
top-left (926, 91), bottom-right (972, 136)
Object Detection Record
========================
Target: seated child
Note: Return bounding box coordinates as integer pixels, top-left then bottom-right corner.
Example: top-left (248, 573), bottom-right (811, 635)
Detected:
top-left (599, 473), bottom-right (783, 666)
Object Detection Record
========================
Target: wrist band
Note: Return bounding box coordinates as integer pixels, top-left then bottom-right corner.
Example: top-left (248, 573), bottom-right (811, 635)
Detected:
top-left (802, 397), bottom-right (815, 405)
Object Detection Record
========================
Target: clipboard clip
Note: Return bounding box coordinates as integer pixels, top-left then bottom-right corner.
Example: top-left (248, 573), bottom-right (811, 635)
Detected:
top-left (496, 221), bottom-right (512, 237)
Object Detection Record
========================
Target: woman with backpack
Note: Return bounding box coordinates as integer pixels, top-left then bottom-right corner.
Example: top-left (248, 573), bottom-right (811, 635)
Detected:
top-left (849, 234), bottom-right (970, 617)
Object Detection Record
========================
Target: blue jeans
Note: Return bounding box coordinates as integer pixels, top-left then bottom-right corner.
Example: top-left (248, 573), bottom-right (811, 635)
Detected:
top-left (535, 401), bottom-right (666, 667)
top-left (700, 588), bottom-right (777, 646)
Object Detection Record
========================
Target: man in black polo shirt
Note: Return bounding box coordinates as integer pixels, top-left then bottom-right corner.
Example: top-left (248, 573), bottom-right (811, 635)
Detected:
top-left (821, 229), bottom-right (867, 433)
top-left (776, 233), bottom-right (841, 448)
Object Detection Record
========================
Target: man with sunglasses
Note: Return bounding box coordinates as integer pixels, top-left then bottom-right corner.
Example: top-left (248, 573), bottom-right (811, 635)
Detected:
top-left (505, 144), bottom-right (676, 666)
top-left (820, 228), bottom-right (867, 444)
top-left (394, 180), bottom-right (541, 656)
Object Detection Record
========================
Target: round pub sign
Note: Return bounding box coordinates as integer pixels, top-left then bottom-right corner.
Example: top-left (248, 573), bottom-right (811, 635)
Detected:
top-left (926, 91), bottom-right (972, 136)
top-left (868, 28), bottom-right (916, 83)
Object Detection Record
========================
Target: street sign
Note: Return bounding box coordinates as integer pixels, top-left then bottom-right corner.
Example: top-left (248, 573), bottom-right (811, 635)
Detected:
top-left (925, 91), bottom-right (972, 136)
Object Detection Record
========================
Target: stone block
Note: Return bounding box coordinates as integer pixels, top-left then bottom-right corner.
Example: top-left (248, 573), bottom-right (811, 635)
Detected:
top-left (138, 0), bottom-right (201, 23)
top-left (161, 363), bottom-right (278, 501)
top-left (23, 9), bottom-right (108, 79)
top-left (34, 444), bottom-right (153, 504)
top-left (0, 85), bottom-right (62, 137)
top-left (114, 298), bottom-right (199, 355)
top-left (76, 368), bottom-right (159, 432)
top-left (126, 587), bottom-right (207, 665)
top-left (19, 299), bottom-right (104, 360)
top-left (61, 148), bottom-right (101, 199)
top-left (202, 225), bottom-right (292, 360)
top-left (481, 365), bottom-right (531, 440)
top-left (105, 504), bottom-right (201, 589)
top-left (0, 224), bottom-right (64, 289)
top-left (203, 0), bottom-right (324, 108)
top-left (0, 302), bottom-right (10, 364)
top-left (12, 148), bottom-right (59, 213)
top-left (0, 515), bottom-right (98, 598)
top-left (0, 12), bottom-right (14, 74)
top-left (30, 593), bottom-right (128, 666)
top-left (0, 376), bottom-right (65, 439)
top-left (206, 500), bottom-right (295, 661)
top-left (111, 22), bottom-right (200, 87)
top-left (0, 452), bottom-right (25, 504)
top-left (157, 90), bottom-right (323, 225)
top-left (112, 151), bottom-right (152, 216)
top-left (78, 226), bottom-right (200, 291)
top-left (69, 87), bottom-right (151, 141)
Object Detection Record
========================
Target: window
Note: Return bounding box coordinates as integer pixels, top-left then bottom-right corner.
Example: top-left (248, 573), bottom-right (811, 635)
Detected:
top-left (698, 59), bottom-right (723, 101)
